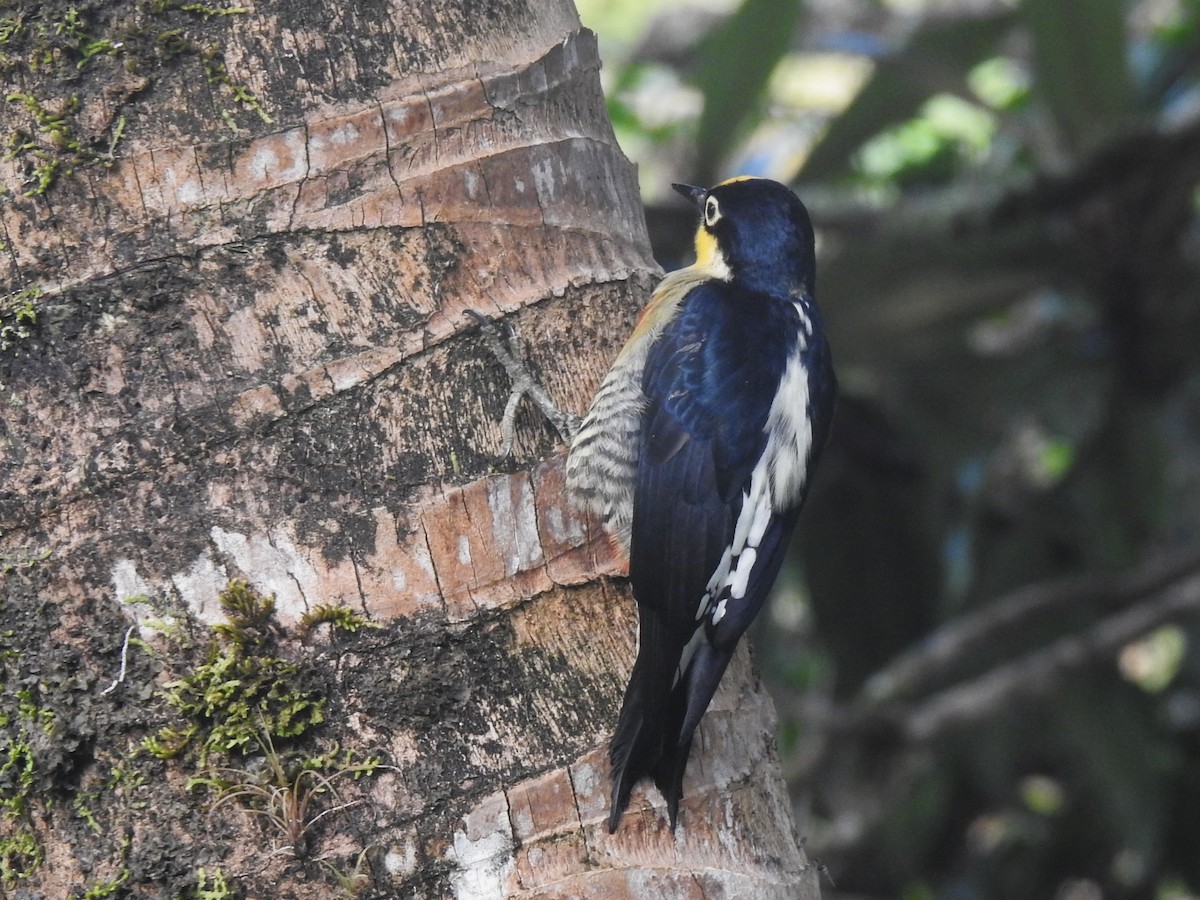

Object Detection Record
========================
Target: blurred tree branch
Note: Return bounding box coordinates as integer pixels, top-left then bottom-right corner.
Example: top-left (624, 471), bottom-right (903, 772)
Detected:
top-left (903, 563), bottom-right (1200, 743)
top-left (862, 547), bottom-right (1200, 704)
top-left (791, 549), bottom-right (1200, 859)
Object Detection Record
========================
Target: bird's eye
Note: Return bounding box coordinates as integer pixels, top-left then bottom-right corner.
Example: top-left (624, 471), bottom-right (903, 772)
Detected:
top-left (704, 196), bottom-right (721, 227)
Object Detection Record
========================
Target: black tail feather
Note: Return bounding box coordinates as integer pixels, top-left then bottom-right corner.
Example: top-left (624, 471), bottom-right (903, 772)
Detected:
top-left (608, 609), bottom-right (738, 832)
top-left (607, 610), bottom-right (674, 832)
top-left (606, 678), bottom-right (658, 832)
top-left (654, 640), bottom-right (735, 830)
top-left (650, 732), bottom-right (691, 831)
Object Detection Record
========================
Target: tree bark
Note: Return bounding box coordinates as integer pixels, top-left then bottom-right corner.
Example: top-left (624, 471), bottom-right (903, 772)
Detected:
top-left (0, 1), bottom-right (818, 897)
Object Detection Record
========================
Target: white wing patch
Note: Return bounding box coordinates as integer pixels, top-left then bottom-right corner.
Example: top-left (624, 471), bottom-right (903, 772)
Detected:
top-left (727, 547), bottom-right (757, 604)
top-left (677, 302), bottom-right (816, 687)
top-left (702, 546), bottom-right (734, 614)
top-left (675, 625), bottom-right (707, 688)
top-left (678, 462), bottom-right (774, 685)
top-left (764, 311), bottom-right (814, 509)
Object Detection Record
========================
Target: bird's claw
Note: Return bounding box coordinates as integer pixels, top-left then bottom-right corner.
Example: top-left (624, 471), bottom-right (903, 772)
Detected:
top-left (467, 310), bottom-right (581, 456)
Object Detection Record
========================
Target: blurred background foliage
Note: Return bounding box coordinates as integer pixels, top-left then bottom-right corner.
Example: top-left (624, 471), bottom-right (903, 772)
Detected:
top-left (575, 0), bottom-right (1200, 897)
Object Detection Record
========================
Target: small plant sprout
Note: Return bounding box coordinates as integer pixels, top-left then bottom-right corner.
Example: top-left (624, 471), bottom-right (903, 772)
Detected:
top-left (191, 730), bottom-right (367, 859)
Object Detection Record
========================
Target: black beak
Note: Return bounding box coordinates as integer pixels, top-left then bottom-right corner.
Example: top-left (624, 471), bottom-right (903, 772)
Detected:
top-left (672, 183), bottom-right (707, 209)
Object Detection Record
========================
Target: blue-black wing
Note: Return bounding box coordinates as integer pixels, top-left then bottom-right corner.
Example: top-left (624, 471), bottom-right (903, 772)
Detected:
top-left (607, 280), bottom-right (816, 831)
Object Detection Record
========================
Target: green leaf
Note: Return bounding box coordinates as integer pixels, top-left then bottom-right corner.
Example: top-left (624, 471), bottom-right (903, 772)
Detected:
top-left (1019, 774), bottom-right (1066, 816)
top-left (693, 0), bottom-right (804, 182)
top-left (799, 9), bottom-right (1017, 182)
top-left (1119, 626), bottom-right (1187, 694)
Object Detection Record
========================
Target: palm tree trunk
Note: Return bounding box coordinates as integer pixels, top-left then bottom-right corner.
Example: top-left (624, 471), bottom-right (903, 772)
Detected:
top-left (0, 1), bottom-right (818, 896)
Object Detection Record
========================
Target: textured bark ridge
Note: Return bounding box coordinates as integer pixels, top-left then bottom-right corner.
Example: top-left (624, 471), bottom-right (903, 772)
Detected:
top-left (0, 2), bottom-right (817, 897)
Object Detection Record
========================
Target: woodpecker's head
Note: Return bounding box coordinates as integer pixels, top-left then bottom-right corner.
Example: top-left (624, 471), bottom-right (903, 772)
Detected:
top-left (673, 177), bottom-right (816, 295)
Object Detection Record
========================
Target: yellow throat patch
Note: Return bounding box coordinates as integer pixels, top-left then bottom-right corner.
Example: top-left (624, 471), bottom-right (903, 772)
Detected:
top-left (693, 224), bottom-right (731, 280)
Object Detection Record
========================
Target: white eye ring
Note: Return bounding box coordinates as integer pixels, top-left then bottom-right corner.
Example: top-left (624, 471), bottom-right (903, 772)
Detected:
top-left (704, 195), bottom-right (721, 227)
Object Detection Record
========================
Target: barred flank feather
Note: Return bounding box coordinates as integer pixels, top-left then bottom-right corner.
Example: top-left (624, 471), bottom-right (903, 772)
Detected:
top-left (565, 268), bottom-right (712, 553)
top-left (565, 352), bottom-right (645, 554)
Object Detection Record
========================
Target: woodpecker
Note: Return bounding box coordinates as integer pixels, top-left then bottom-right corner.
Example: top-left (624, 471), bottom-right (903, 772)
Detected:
top-left (566, 177), bottom-right (836, 833)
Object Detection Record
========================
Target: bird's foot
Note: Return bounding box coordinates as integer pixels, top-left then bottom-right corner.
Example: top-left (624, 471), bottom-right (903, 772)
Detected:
top-left (466, 310), bottom-right (582, 456)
